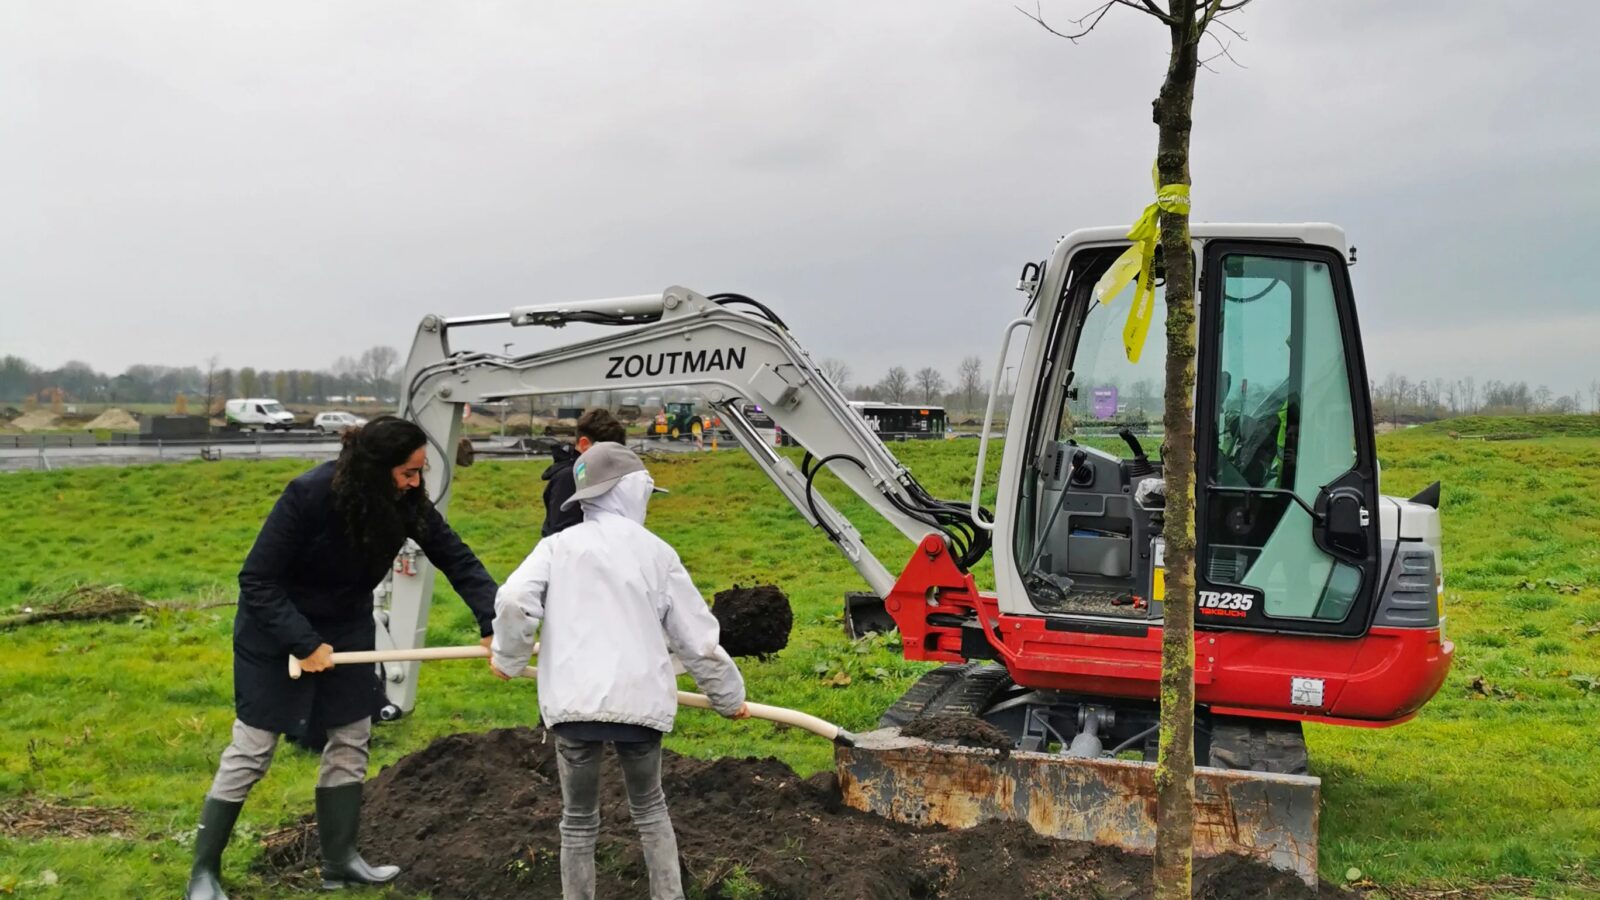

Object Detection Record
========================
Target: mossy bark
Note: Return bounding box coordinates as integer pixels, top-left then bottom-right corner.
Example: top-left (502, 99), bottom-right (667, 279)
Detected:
top-left (1152, 3), bottom-right (1204, 898)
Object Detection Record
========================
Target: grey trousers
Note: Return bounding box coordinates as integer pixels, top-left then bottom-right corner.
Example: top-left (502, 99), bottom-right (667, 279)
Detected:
top-left (554, 734), bottom-right (684, 900)
top-left (207, 718), bottom-right (371, 803)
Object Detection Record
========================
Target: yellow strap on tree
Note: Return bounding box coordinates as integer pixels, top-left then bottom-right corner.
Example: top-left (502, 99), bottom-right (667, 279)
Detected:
top-left (1090, 166), bottom-right (1190, 363)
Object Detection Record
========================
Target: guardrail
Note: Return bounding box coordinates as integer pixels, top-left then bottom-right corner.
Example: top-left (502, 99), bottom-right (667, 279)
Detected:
top-left (0, 431), bottom-right (344, 449)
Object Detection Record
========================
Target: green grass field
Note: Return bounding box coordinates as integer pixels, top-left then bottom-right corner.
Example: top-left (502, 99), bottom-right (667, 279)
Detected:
top-left (2, 421), bottom-right (1598, 896)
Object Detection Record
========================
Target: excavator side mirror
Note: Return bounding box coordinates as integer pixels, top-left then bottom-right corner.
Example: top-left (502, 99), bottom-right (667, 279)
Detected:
top-left (1321, 490), bottom-right (1367, 559)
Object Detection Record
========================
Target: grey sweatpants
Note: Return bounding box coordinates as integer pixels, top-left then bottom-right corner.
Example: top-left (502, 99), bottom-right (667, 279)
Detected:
top-left (554, 733), bottom-right (683, 900)
top-left (207, 718), bottom-right (371, 803)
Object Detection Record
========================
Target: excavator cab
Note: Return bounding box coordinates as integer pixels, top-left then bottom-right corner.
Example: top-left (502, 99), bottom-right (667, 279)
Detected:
top-left (1006, 234), bottom-right (1384, 635)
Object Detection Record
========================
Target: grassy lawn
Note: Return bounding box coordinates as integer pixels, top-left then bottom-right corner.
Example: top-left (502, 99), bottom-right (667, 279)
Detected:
top-left (2, 422), bottom-right (1598, 896)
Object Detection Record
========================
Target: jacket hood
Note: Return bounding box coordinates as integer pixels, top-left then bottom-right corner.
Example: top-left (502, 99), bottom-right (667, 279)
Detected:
top-left (542, 443), bottom-right (580, 481)
top-left (578, 469), bottom-right (654, 523)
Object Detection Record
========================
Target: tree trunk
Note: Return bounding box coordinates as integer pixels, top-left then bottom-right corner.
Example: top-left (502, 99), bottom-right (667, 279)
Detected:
top-left (1152, 4), bottom-right (1203, 899)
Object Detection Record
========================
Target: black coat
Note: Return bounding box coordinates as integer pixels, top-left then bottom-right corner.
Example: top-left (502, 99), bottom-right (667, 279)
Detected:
top-left (233, 461), bottom-right (498, 734)
top-left (540, 443), bottom-right (583, 537)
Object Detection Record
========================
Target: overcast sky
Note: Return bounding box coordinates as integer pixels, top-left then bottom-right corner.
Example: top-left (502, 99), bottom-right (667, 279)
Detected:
top-left (3, 2), bottom-right (1596, 399)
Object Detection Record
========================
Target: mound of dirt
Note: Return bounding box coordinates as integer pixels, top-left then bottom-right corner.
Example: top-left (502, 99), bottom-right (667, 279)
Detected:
top-left (82, 408), bottom-right (139, 431)
top-left (8, 410), bottom-right (61, 432)
top-left (712, 584), bottom-right (793, 658)
top-left (261, 728), bottom-right (1343, 899)
top-left (901, 715), bottom-right (1015, 758)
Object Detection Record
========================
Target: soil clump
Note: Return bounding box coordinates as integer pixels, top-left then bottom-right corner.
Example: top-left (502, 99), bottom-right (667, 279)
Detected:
top-left (261, 727), bottom-right (1343, 899)
top-left (711, 584), bottom-right (793, 658)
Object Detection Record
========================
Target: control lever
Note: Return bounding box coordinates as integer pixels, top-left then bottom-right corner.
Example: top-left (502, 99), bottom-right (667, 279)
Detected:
top-left (1119, 428), bottom-right (1154, 478)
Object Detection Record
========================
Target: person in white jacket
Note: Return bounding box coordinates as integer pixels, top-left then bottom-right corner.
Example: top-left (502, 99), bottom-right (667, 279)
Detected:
top-left (489, 442), bottom-right (748, 900)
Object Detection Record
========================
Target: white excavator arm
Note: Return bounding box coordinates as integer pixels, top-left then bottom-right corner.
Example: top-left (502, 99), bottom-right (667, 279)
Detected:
top-left (374, 286), bottom-right (985, 715)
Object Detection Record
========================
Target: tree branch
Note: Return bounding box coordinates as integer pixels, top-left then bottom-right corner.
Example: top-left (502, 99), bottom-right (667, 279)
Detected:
top-left (1199, 0), bottom-right (1252, 32)
top-left (1014, 0), bottom-right (1116, 42)
top-left (1198, 28), bottom-right (1245, 70)
top-left (1207, 14), bottom-right (1247, 43)
top-left (1132, 0), bottom-right (1178, 25)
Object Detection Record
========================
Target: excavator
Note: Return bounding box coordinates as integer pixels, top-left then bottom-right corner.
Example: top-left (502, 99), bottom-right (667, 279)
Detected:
top-left (378, 222), bottom-right (1453, 884)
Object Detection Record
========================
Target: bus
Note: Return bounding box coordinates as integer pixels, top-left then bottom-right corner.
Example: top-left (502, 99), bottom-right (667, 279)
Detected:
top-left (848, 402), bottom-right (947, 440)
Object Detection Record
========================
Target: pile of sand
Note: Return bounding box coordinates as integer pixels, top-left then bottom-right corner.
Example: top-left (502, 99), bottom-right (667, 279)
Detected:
top-left (83, 408), bottom-right (139, 432)
top-left (8, 411), bottom-right (62, 432)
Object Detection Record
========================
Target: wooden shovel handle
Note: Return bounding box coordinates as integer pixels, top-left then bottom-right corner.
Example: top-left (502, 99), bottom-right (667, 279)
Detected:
top-left (287, 644), bottom-right (853, 744)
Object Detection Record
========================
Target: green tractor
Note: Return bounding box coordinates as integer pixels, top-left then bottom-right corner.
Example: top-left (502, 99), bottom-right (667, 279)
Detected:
top-left (651, 401), bottom-right (713, 441)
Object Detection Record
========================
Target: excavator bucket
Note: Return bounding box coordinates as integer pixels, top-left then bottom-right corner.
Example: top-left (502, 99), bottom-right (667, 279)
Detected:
top-left (836, 729), bottom-right (1320, 887)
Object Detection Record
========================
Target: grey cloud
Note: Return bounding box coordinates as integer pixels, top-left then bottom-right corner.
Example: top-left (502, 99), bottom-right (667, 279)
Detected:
top-left (1, 1), bottom-right (1595, 399)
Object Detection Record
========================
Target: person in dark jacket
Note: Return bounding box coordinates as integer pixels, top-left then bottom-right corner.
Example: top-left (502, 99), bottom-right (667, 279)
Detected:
top-left (185, 417), bottom-right (499, 900)
top-left (540, 408), bottom-right (627, 536)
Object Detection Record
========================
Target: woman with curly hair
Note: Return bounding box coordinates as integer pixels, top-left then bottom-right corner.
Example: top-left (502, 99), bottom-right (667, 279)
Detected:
top-left (185, 416), bottom-right (498, 900)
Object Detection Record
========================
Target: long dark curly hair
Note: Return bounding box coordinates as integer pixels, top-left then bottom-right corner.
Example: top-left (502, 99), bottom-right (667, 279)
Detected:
top-left (332, 416), bottom-right (430, 563)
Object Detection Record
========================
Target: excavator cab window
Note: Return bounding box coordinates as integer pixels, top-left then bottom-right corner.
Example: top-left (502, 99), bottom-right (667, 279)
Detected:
top-left (1013, 250), bottom-right (1169, 619)
top-left (1196, 243), bottom-right (1382, 636)
top-left (1014, 241), bottom-right (1381, 635)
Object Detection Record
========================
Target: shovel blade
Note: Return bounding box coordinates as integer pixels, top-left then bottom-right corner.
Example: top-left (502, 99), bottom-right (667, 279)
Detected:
top-left (836, 730), bottom-right (1319, 887)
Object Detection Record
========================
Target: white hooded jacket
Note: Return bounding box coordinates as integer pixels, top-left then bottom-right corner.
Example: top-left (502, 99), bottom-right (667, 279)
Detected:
top-left (490, 470), bottom-right (746, 731)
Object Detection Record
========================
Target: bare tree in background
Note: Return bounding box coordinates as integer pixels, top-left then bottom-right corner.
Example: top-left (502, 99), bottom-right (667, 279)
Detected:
top-left (1590, 378), bottom-right (1599, 414)
top-left (239, 367), bottom-right (259, 397)
top-left (1021, 1), bottom-right (1254, 896)
top-left (878, 366), bottom-right (911, 404)
top-left (203, 355), bottom-right (221, 416)
top-left (821, 358), bottom-right (852, 393)
top-left (359, 346), bottom-right (401, 397)
top-left (914, 366), bottom-right (947, 404)
top-left (956, 355), bottom-right (986, 414)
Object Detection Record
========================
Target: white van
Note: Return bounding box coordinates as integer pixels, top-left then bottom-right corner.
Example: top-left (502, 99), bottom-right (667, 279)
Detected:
top-left (225, 398), bottom-right (296, 431)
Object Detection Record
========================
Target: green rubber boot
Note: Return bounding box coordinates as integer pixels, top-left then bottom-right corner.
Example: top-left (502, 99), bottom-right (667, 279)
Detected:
top-left (315, 783), bottom-right (399, 889)
top-left (185, 796), bottom-right (243, 900)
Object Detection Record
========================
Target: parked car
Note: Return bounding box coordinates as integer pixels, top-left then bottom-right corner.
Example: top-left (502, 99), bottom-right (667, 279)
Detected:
top-left (224, 398), bottom-right (296, 431)
top-left (313, 411), bottom-right (368, 434)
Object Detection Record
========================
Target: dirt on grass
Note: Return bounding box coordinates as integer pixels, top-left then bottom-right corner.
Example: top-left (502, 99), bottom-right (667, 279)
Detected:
top-left (0, 584), bottom-right (152, 630)
top-left (0, 798), bottom-right (137, 839)
top-left (261, 727), bottom-right (1344, 899)
top-left (711, 584), bottom-right (793, 658)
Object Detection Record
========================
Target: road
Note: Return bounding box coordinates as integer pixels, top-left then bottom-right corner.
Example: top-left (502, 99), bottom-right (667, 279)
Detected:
top-left (0, 434), bottom-right (736, 474)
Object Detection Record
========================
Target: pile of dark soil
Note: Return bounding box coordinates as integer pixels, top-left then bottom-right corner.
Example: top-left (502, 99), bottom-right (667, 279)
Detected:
top-left (261, 728), bottom-right (1344, 899)
top-left (901, 715), bottom-right (1014, 758)
top-left (711, 584), bottom-right (793, 658)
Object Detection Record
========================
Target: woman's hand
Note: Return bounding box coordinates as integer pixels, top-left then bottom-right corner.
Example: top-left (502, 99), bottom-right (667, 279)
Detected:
top-left (725, 703), bottom-right (751, 720)
top-left (298, 643), bottom-right (336, 673)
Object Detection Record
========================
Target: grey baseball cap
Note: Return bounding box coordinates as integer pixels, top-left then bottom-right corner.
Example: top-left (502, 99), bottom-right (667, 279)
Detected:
top-left (560, 443), bottom-right (668, 510)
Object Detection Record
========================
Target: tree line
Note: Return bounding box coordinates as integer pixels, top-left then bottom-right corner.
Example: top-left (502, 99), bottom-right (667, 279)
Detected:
top-left (1371, 374), bottom-right (1600, 423)
top-left (824, 356), bottom-right (992, 415)
top-left (6, 347), bottom-right (1596, 424)
top-left (0, 348), bottom-right (403, 412)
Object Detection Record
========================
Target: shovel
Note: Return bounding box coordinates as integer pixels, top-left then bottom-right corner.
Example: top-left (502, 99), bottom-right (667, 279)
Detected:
top-left (288, 645), bottom-right (855, 746)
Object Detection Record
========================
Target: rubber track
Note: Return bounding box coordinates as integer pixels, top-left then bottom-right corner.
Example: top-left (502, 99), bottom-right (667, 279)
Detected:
top-left (1208, 716), bottom-right (1310, 775)
top-left (924, 664), bottom-right (1014, 719)
top-left (879, 662), bottom-right (1014, 727)
top-left (878, 663), bottom-right (977, 727)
